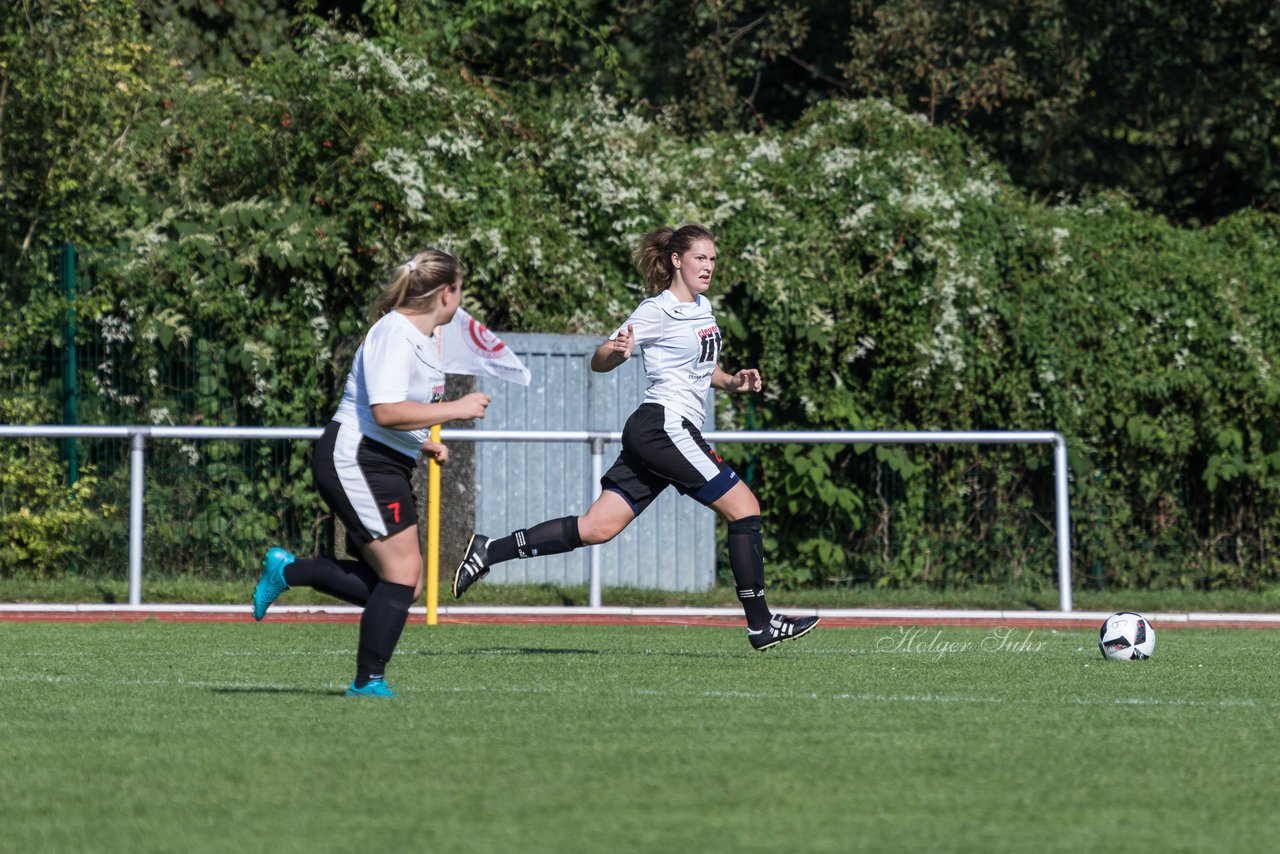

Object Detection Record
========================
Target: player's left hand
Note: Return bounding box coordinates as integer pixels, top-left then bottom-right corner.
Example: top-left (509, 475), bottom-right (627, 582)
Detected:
top-left (731, 369), bottom-right (762, 393)
top-left (423, 440), bottom-right (450, 464)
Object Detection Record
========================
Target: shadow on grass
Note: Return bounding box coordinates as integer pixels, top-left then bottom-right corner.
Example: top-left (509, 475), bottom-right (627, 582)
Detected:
top-left (406, 647), bottom-right (603, 657)
top-left (406, 646), bottom-right (761, 660)
top-left (210, 686), bottom-right (339, 697)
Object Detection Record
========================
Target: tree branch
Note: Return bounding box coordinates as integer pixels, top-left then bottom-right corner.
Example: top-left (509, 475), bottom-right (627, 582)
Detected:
top-left (0, 76), bottom-right (9, 176)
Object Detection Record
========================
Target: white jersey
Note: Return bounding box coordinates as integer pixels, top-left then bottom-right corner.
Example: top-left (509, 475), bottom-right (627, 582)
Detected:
top-left (610, 290), bottom-right (722, 426)
top-left (332, 311), bottom-right (446, 458)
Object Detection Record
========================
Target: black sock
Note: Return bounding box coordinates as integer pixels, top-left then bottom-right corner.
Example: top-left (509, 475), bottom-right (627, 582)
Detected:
top-left (355, 581), bottom-right (415, 687)
top-left (284, 558), bottom-right (379, 606)
top-left (727, 515), bottom-right (771, 630)
top-left (487, 516), bottom-right (583, 564)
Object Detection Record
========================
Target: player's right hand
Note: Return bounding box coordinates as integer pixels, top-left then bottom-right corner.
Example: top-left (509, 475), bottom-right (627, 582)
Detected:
top-left (456, 392), bottom-right (491, 420)
top-left (611, 323), bottom-right (635, 360)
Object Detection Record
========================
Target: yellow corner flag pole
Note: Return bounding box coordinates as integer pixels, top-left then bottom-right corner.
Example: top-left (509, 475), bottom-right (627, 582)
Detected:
top-left (425, 423), bottom-right (441, 625)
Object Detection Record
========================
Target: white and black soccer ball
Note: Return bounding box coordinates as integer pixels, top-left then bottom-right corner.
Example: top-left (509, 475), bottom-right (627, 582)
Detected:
top-left (1098, 612), bottom-right (1156, 661)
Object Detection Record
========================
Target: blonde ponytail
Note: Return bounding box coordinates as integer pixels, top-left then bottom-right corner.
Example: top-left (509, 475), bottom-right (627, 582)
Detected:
top-left (369, 248), bottom-right (465, 322)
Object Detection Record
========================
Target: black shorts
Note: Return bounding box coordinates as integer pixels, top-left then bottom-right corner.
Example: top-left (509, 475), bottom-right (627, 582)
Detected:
top-left (312, 420), bottom-right (418, 550)
top-left (601, 403), bottom-right (740, 516)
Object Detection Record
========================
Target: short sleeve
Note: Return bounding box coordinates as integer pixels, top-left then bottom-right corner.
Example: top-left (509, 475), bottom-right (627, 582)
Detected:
top-left (362, 324), bottom-right (413, 405)
top-left (611, 299), bottom-right (664, 347)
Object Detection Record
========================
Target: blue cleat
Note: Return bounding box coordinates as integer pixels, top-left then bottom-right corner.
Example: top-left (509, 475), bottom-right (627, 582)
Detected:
top-left (345, 678), bottom-right (398, 698)
top-left (252, 547), bottom-right (295, 621)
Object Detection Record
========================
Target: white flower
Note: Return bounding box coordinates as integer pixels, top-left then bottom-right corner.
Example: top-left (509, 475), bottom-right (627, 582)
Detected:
top-left (847, 335), bottom-right (876, 362)
top-left (372, 148), bottom-right (430, 220)
top-left (179, 443), bottom-right (202, 467)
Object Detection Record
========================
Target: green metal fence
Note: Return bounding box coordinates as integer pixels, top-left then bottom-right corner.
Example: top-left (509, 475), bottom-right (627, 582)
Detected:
top-left (1, 245), bottom-right (324, 580)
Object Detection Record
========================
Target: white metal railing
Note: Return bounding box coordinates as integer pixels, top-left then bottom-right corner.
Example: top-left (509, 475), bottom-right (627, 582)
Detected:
top-left (0, 425), bottom-right (1074, 611)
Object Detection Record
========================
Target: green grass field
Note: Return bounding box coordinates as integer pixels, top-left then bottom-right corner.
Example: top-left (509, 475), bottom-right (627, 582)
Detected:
top-left (2, 620), bottom-right (1278, 852)
top-left (8, 575), bottom-right (1280, 613)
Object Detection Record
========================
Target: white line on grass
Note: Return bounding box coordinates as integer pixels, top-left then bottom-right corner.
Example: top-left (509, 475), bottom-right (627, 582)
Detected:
top-left (0, 672), bottom-right (1271, 709)
top-left (11, 649), bottom-right (358, 658)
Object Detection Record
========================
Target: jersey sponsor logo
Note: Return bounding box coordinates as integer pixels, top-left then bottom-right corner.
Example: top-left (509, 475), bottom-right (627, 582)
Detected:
top-left (696, 325), bottom-right (722, 364)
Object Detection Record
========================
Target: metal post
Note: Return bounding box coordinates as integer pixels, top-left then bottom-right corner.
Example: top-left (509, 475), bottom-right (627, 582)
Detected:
top-left (1054, 435), bottom-right (1073, 612)
top-left (425, 424), bottom-right (442, 625)
top-left (589, 435), bottom-right (605, 608)
top-left (59, 244), bottom-right (78, 485)
top-left (128, 430), bottom-right (146, 606)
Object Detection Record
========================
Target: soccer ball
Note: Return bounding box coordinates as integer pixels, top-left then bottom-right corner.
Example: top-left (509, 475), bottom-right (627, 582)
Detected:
top-left (1098, 612), bottom-right (1156, 661)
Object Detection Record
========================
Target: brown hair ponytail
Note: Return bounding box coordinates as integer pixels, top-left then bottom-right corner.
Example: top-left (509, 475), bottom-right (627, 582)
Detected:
top-left (632, 224), bottom-right (716, 295)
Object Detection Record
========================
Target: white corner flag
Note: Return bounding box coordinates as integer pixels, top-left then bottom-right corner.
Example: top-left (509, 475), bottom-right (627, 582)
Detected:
top-left (434, 307), bottom-right (531, 386)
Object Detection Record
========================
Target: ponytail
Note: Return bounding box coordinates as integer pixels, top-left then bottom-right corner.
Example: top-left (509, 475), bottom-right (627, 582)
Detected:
top-left (632, 224), bottom-right (716, 295)
top-left (369, 248), bottom-right (464, 322)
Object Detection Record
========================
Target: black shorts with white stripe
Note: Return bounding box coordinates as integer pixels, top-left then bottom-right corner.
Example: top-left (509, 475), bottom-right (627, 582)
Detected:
top-left (313, 420), bottom-right (418, 550)
top-left (601, 403), bottom-right (740, 516)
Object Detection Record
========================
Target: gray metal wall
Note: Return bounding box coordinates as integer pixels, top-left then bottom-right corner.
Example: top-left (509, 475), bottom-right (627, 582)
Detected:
top-left (473, 333), bottom-right (716, 591)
